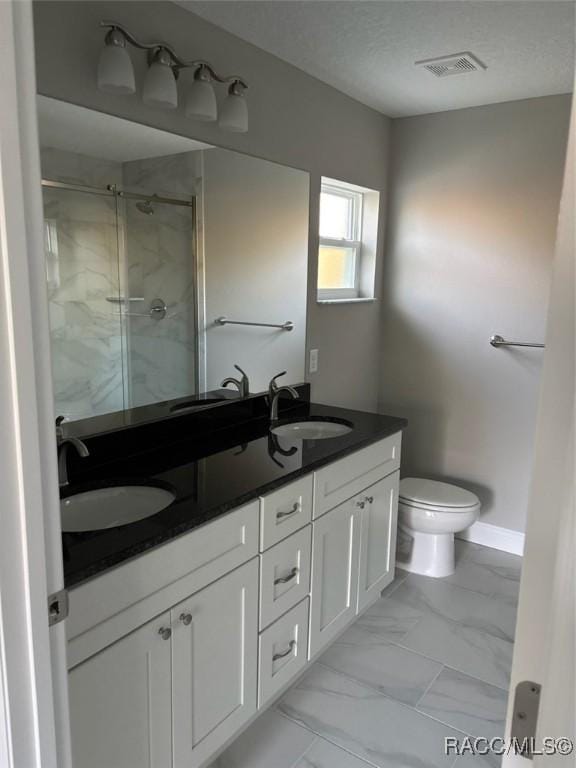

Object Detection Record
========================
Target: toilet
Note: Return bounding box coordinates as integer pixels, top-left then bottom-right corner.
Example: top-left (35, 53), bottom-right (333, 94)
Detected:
top-left (396, 477), bottom-right (481, 578)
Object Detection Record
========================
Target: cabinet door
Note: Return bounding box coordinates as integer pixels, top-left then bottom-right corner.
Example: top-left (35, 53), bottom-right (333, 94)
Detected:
top-left (68, 612), bottom-right (172, 768)
top-left (308, 499), bottom-right (360, 659)
top-left (357, 471), bottom-right (399, 613)
top-left (172, 558), bottom-right (259, 768)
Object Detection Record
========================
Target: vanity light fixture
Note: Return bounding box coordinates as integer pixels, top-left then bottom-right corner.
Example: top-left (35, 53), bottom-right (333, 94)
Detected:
top-left (143, 48), bottom-right (178, 109)
top-left (219, 80), bottom-right (249, 133)
top-left (98, 21), bottom-right (249, 132)
top-left (185, 66), bottom-right (217, 122)
top-left (97, 27), bottom-right (136, 95)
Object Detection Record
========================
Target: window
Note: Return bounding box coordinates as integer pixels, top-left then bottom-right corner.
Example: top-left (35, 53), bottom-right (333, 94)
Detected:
top-left (317, 177), bottom-right (379, 303)
top-left (318, 182), bottom-right (363, 300)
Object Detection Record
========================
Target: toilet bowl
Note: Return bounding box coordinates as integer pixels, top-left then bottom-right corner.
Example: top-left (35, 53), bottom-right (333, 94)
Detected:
top-left (396, 478), bottom-right (481, 578)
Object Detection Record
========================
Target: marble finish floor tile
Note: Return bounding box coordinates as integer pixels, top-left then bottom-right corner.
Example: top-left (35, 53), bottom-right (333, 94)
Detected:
top-left (399, 613), bottom-right (514, 689)
top-left (391, 576), bottom-right (517, 643)
top-left (445, 544), bottom-right (521, 603)
top-left (277, 664), bottom-right (461, 768)
top-left (319, 625), bottom-right (442, 705)
top-left (355, 591), bottom-right (421, 642)
top-left (217, 709), bottom-right (315, 768)
top-left (295, 736), bottom-right (375, 768)
top-left (453, 751), bottom-right (502, 768)
top-left (380, 568), bottom-right (408, 598)
top-left (417, 668), bottom-right (508, 738)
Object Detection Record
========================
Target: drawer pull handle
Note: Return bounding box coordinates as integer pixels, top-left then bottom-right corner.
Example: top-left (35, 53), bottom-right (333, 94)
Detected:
top-left (158, 627), bottom-right (172, 641)
top-left (179, 613), bottom-right (193, 626)
top-left (276, 502), bottom-right (300, 520)
top-left (273, 639), bottom-right (296, 661)
top-left (356, 499), bottom-right (366, 509)
top-left (274, 566), bottom-right (298, 585)
top-left (366, 496), bottom-right (374, 504)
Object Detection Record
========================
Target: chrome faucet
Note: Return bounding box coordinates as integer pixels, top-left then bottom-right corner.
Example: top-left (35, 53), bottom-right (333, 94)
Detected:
top-left (56, 416), bottom-right (89, 488)
top-left (221, 364), bottom-right (250, 398)
top-left (270, 386), bottom-right (299, 422)
top-left (267, 371), bottom-right (287, 404)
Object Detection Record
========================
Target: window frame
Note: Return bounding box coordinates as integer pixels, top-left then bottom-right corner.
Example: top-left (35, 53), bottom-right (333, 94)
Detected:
top-left (318, 182), bottom-right (364, 300)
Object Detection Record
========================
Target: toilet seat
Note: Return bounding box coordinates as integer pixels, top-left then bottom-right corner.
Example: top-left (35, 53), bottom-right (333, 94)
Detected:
top-left (399, 478), bottom-right (479, 512)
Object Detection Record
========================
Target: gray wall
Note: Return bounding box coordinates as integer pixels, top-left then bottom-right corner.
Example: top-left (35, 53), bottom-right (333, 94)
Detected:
top-left (380, 95), bottom-right (571, 532)
top-left (33, 0), bottom-right (390, 411)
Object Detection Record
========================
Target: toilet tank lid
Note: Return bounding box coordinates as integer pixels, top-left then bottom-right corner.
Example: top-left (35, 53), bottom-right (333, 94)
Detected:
top-left (399, 478), bottom-right (480, 509)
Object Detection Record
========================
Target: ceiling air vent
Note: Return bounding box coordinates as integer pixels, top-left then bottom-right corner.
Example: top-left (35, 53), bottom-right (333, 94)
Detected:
top-left (415, 52), bottom-right (487, 78)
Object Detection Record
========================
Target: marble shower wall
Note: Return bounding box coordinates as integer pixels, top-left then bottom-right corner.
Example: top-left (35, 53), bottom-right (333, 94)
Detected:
top-left (41, 148), bottom-right (126, 421)
top-left (122, 152), bottom-right (199, 408)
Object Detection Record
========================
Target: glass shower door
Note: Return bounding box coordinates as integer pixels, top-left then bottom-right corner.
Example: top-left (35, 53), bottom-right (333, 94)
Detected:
top-left (42, 183), bottom-right (127, 421)
top-left (122, 194), bottom-right (197, 409)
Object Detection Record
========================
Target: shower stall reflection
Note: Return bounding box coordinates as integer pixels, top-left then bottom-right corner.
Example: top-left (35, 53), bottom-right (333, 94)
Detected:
top-left (42, 179), bottom-right (197, 421)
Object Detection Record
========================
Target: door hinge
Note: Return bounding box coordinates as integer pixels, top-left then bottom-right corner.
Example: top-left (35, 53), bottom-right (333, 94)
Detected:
top-left (511, 680), bottom-right (542, 759)
top-left (47, 588), bottom-right (69, 626)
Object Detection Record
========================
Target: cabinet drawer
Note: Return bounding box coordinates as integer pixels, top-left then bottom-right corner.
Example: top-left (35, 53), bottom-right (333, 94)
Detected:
top-left (260, 475), bottom-right (313, 550)
top-left (313, 433), bottom-right (402, 519)
top-left (259, 526), bottom-right (311, 629)
top-left (258, 598), bottom-right (309, 708)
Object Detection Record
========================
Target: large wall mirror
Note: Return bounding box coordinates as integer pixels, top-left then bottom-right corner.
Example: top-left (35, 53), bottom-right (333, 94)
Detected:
top-left (38, 97), bottom-right (310, 427)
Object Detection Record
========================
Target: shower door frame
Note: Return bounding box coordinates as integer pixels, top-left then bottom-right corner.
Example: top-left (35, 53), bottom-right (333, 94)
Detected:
top-left (41, 178), bottom-right (201, 413)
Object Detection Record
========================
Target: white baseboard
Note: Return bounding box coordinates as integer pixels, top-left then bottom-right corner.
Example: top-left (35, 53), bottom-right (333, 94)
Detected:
top-left (456, 521), bottom-right (525, 556)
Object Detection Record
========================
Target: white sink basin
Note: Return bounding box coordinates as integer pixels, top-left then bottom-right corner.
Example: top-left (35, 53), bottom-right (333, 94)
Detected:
top-left (271, 420), bottom-right (353, 440)
top-left (61, 485), bottom-right (175, 532)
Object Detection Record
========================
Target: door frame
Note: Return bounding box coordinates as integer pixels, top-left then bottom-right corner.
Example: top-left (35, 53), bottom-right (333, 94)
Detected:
top-left (503, 89), bottom-right (574, 766)
top-left (0, 2), bottom-right (71, 766)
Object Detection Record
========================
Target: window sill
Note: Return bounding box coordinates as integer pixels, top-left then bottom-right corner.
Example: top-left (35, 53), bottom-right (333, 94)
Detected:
top-left (316, 297), bottom-right (377, 305)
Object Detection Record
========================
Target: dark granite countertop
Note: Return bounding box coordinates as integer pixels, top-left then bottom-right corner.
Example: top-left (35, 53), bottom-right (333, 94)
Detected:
top-left (62, 398), bottom-right (407, 589)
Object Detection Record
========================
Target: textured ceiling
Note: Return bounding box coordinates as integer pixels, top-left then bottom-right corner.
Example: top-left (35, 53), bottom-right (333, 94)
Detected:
top-left (179, 1), bottom-right (575, 117)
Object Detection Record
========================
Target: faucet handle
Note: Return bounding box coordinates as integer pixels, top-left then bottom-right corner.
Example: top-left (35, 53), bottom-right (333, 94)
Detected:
top-left (269, 371), bottom-right (287, 394)
top-left (234, 364), bottom-right (248, 380)
top-left (55, 415), bottom-right (66, 439)
top-left (233, 364), bottom-right (250, 397)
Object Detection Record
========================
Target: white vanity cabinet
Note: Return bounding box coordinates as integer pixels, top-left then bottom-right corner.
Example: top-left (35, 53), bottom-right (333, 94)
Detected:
top-left (66, 432), bottom-right (402, 768)
top-left (171, 559), bottom-right (258, 768)
top-left (356, 472), bottom-right (399, 612)
top-left (308, 435), bottom-right (402, 659)
top-left (68, 611), bottom-right (172, 768)
top-left (308, 497), bottom-right (361, 658)
top-left (307, 473), bottom-right (399, 658)
top-left (68, 560), bottom-right (258, 768)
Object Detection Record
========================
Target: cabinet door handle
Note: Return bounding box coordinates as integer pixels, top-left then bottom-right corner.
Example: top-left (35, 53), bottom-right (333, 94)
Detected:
top-left (276, 502), bottom-right (300, 520)
top-left (158, 627), bottom-right (172, 641)
top-left (274, 566), bottom-right (298, 585)
top-left (366, 496), bottom-right (374, 504)
top-left (273, 639), bottom-right (296, 661)
top-left (356, 499), bottom-right (366, 509)
top-left (179, 613), bottom-right (193, 626)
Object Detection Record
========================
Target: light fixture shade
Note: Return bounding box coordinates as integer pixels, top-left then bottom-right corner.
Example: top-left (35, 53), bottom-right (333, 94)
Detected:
top-left (185, 78), bottom-right (217, 121)
top-left (97, 43), bottom-right (136, 95)
top-left (219, 86), bottom-right (248, 133)
top-left (143, 55), bottom-right (178, 110)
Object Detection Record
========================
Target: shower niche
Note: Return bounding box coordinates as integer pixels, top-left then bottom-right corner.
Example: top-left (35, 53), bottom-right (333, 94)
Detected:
top-left (38, 97), bottom-right (309, 426)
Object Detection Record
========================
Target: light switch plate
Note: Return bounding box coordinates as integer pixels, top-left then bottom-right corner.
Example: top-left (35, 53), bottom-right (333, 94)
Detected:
top-left (309, 349), bottom-right (318, 374)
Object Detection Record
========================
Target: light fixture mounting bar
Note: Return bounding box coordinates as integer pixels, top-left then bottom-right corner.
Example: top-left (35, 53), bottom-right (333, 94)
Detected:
top-left (100, 21), bottom-right (248, 88)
